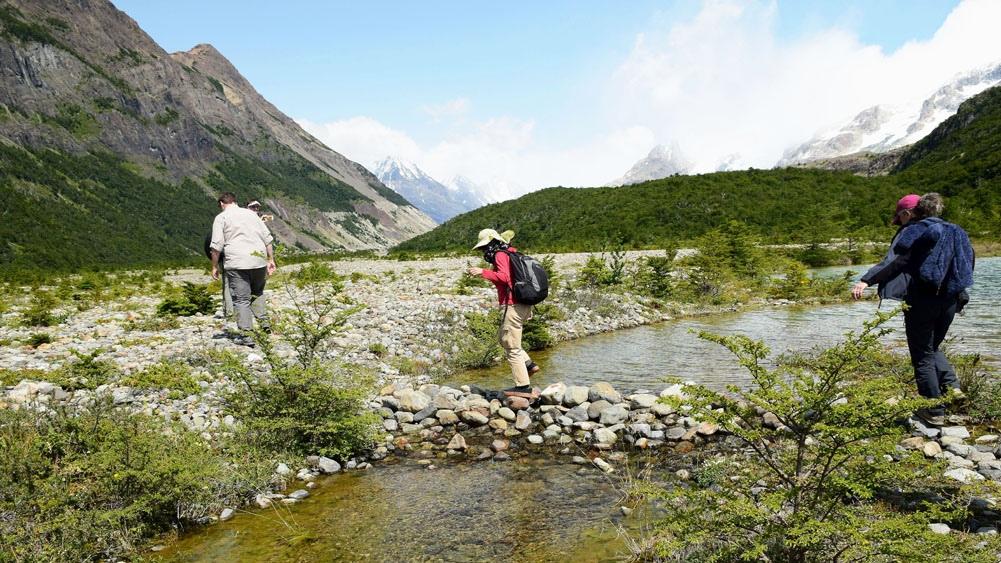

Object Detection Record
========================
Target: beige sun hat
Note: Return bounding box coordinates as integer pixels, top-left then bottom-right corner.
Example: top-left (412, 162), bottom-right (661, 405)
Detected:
top-left (473, 228), bottom-right (516, 249)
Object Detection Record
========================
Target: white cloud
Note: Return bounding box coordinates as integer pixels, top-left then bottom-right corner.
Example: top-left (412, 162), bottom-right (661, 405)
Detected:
top-left (299, 0), bottom-right (1001, 198)
top-left (421, 97), bottom-right (471, 121)
top-left (612, 0), bottom-right (1001, 170)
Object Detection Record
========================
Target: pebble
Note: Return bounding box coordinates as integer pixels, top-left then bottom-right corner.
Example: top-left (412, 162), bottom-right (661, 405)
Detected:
top-left (219, 508), bottom-right (235, 521)
top-left (288, 489), bottom-right (310, 500)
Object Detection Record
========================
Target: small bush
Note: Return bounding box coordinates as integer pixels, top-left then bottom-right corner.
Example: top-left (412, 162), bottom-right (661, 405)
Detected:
top-left (21, 291), bottom-right (60, 327)
top-left (639, 311), bottom-right (991, 561)
top-left (368, 342), bottom-right (388, 357)
top-left (156, 282), bottom-right (215, 317)
top-left (292, 261), bottom-right (343, 289)
top-left (124, 315), bottom-right (181, 332)
top-left (523, 303), bottom-right (558, 352)
top-left (955, 353), bottom-right (1001, 424)
top-left (226, 361), bottom-right (378, 459)
top-left (0, 403), bottom-right (262, 562)
top-left (455, 267), bottom-right (493, 295)
top-left (119, 360), bottom-right (202, 398)
top-left (25, 332), bottom-right (52, 348)
top-left (51, 350), bottom-right (120, 391)
top-left (630, 253), bottom-right (674, 299)
top-left (449, 310), bottom-right (502, 370)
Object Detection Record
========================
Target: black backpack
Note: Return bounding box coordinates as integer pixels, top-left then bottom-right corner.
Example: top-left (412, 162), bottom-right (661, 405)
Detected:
top-left (503, 250), bottom-right (549, 305)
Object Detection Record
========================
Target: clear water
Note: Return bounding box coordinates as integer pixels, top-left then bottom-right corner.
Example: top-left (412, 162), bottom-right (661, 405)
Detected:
top-left (162, 258), bottom-right (1000, 561)
top-left (464, 257), bottom-right (1001, 392)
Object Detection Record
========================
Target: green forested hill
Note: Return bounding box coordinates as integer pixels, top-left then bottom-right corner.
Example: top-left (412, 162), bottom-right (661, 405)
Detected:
top-left (396, 86), bottom-right (1001, 254)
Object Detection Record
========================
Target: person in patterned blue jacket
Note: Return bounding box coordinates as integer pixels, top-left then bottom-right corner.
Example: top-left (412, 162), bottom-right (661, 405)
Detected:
top-left (852, 193), bottom-right (974, 425)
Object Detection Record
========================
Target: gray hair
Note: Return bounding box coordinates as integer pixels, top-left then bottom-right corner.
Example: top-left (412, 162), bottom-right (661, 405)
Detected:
top-left (915, 192), bottom-right (944, 219)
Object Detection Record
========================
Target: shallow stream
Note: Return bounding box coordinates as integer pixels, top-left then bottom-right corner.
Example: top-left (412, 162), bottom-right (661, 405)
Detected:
top-left (162, 258), bottom-right (1001, 562)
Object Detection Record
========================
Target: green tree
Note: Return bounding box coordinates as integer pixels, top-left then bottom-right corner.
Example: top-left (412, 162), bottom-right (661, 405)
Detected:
top-left (641, 311), bottom-right (995, 561)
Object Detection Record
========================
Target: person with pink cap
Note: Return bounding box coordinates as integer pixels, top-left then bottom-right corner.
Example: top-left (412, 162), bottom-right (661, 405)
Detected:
top-left (852, 193), bottom-right (975, 425)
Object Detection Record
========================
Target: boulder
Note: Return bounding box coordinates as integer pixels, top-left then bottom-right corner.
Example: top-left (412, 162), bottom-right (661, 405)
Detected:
top-left (593, 457), bottom-right (614, 473)
top-left (515, 411), bottom-right (532, 431)
top-left (447, 434), bottom-right (467, 450)
top-left (506, 396), bottom-right (531, 410)
top-left (489, 418), bottom-right (509, 431)
top-left (587, 400), bottom-right (611, 420)
top-left (220, 508), bottom-right (235, 521)
top-left (460, 410), bottom-right (489, 426)
top-left (588, 382), bottom-right (622, 404)
top-left (491, 439), bottom-right (510, 453)
top-left (929, 523), bottom-right (951, 535)
top-left (436, 410), bottom-right (459, 425)
top-left (396, 390), bottom-right (431, 413)
top-left (288, 489), bottom-right (310, 500)
top-left (541, 382), bottom-right (567, 405)
top-left (317, 457), bottom-right (341, 474)
top-left (566, 405), bottom-right (590, 423)
top-left (564, 386), bottom-right (590, 407)
top-left (527, 434), bottom-right (544, 445)
top-left (599, 404), bottom-right (630, 425)
top-left (594, 427), bottom-right (617, 446)
top-left (497, 407), bottom-right (517, 422)
top-left (900, 436), bottom-right (925, 450)
top-left (629, 394), bottom-right (658, 409)
top-left (651, 402), bottom-right (675, 417)
top-left (944, 468), bottom-right (985, 483)
top-left (923, 441), bottom-right (943, 458)
top-left (660, 383), bottom-right (688, 400)
top-left (941, 426), bottom-right (971, 439)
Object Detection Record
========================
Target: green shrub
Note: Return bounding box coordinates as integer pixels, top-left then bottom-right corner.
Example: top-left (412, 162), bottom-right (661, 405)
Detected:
top-left (368, 342), bottom-right (388, 357)
top-left (631, 253), bottom-right (675, 299)
top-left (0, 402), bottom-right (267, 562)
top-left (770, 261), bottom-right (853, 301)
top-left (21, 291), bottom-right (60, 327)
top-left (955, 353), bottom-right (1001, 424)
top-left (577, 253), bottom-right (624, 287)
top-left (455, 267), bottom-right (493, 295)
top-left (639, 311), bottom-right (991, 561)
top-left (124, 314), bottom-right (181, 332)
top-left (51, 350), bottom-right (120, 391)
top-left (449, 310), bottom-right (502, 370)
top-left (523, 303), bottom-right (558, 352)
top-left (25, 332), bottom-right (52, 348)
top-left (222, 270), bottom-right (377, 459)
top-left (119, 360), bottom-right (202, 398)
top-left (225, 358), bottom-right (377, 459)
top-left (292, 261), bottom-right (343, 289)
top-left (156, 282), bottom-right (215, 317)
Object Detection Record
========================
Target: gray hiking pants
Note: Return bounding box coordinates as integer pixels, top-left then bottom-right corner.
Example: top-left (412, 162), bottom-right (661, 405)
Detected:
top-left (226, 267), bottom-right (270, 331)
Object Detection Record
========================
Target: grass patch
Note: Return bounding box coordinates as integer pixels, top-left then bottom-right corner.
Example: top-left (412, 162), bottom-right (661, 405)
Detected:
top-left (119, 360), bottom-right (202, 399)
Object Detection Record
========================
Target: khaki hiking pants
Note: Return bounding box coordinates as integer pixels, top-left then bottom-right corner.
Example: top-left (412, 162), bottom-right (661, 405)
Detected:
top-left (499, 303), bottom-right (534, 386)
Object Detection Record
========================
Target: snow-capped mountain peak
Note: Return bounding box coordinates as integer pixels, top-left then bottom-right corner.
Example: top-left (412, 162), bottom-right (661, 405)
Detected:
top-left (607, 142), bottom-right (694, 186)
top-left (373, 157), bottom-right (490, 223)
top-left (779, 60), bottom-right (1001, 166)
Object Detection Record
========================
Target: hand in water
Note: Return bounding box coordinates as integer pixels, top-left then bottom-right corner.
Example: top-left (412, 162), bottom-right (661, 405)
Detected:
top-left (851, 281), bottom-right (868, 300)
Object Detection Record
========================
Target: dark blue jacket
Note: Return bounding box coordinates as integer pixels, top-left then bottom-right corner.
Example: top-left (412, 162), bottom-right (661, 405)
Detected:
top-left (893, 217), bottom-right (974, 297)
top-left (861, 219), bottom-right (975, 302)
top-left (860, 227), bottom-right (911, 302)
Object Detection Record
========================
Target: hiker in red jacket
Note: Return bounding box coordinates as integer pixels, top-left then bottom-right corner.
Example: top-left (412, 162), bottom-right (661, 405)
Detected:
top-left (466, 228), bottom-right (539, 397)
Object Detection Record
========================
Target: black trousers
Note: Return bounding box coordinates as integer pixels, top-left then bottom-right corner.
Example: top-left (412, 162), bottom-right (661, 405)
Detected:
top-left (904, 293), bottom-right (959, 411)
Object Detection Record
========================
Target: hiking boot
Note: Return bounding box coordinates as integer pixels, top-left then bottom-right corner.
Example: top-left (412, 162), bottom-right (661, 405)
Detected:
top-left (526, 361), bottom-right (541, 376)
top-left (503, 385), bottom-right (536, 399)
top-left (915, 408), bottom-right (945, 427)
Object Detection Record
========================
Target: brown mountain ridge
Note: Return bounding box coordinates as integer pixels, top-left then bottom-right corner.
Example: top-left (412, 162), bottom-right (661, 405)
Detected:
top-left (0, 0), bottom-right (433, 272)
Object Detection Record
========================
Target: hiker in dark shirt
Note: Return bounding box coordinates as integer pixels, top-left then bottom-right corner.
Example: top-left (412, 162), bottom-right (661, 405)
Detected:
top-left (852, 193), bottom-right (975, 425)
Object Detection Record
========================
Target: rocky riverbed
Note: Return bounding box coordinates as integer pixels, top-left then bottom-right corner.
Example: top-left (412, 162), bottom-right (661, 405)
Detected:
top-left (0, 251), bottom-right (730, 435)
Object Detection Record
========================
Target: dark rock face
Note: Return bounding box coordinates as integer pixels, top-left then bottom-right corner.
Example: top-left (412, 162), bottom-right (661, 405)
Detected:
top-left (0, 0), bottom-right (434, 256)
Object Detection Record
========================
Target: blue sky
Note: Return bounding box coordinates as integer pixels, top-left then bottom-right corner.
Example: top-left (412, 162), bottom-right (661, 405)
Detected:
top-left (114, 0), bottom-right (998, 196)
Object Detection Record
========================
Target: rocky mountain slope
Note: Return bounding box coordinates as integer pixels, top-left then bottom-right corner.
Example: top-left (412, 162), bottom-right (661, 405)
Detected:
top-left (780, 61), bottom-right (1001, 166)
top-left (607, 143), bottom-right (693, 186)
top-left (374, 157), bottom-right (489, 223)
top-left (0, 0), bottom-right (434, 273)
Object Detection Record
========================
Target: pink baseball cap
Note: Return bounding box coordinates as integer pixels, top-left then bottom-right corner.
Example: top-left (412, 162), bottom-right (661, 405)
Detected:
top-left (892, 194), bottom-right (920, 225)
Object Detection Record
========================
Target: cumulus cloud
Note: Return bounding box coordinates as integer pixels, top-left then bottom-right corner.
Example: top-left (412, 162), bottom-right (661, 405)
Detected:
top-left (613, 0), bottom-right (1001, 170)
top-left (299, 0), bottom-right (1001, 199)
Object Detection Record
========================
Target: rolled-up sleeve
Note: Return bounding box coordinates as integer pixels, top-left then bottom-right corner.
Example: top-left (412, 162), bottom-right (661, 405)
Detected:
top-left (210, 216), bottom-right (225, 252)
